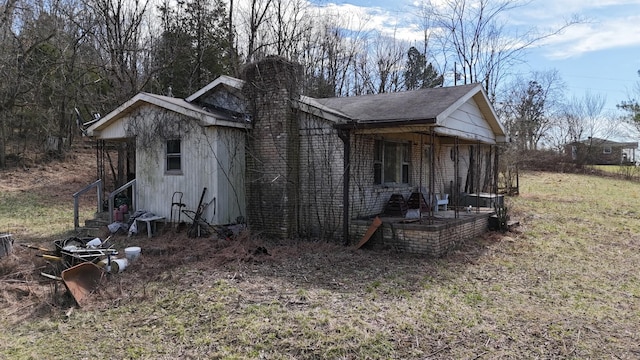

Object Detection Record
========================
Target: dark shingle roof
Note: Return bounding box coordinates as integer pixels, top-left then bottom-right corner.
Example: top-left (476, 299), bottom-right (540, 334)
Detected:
top-left (576, 137), bottom-right (638, 148)
top-left (312, 83), bottom-right (480, 123)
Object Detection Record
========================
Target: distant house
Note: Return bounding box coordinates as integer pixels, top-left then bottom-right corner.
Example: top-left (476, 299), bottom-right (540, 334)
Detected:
top-left (566, 137), bottom-right (638, 165)
top-left (86, 57), bottom-right (508, 256)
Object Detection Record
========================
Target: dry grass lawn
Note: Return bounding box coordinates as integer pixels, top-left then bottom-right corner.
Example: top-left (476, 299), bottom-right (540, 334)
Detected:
top-left (1, 153), bottom-right (640, 359)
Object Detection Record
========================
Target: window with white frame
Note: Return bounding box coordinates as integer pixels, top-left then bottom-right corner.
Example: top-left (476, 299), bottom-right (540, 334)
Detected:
top-left (166, 139), bottom-right (182, 173)
top-left (374, 139), bottom-right (410, 185)
top-left (603, 146), bottom-right (612, 154)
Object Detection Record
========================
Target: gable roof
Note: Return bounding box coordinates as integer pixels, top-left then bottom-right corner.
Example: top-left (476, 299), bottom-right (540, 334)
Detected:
top-left (186, 75), bottom-right (245, 103)
top-left (297, 83), bottom-right (506, 143)
top-left (312, 83), bottom-right (480, 123)
top-left (89, 74), bottom-right (506, 144)
top-left (87, 92), bottom-right (249, 138)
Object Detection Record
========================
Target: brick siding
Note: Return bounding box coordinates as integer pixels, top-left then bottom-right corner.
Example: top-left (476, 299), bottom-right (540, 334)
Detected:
top-left (350, 214), bottom-right (490, 257)
top-left (243, 58), bottom-right (302, 239)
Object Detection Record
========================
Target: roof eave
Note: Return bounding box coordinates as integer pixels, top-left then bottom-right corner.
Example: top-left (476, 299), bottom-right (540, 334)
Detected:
top-left (86, 93), bottom-right (249, 138)
top-left (87, 93), bottom-right (148, 135)
top-left (293, 97), bottom-right (350, 123)
top-left (186, 75), bottom-right (245, 103)
top-left (334, 118), bottom-right (437, 130)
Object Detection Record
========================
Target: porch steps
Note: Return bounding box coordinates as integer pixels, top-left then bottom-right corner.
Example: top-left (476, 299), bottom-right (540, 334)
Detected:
top-left (76, 212), bottom-right (110, 238)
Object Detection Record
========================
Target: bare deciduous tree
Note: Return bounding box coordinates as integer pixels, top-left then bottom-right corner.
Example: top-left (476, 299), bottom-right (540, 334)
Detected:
top-left (499, 70), bottom-right (565, 150)
top-left (564, 91), bottom-right (614, 142)
top-left (371, 32), bottom-right (405, 94)
top-left (428, 0), bottom-right (578, 102)
top-left (238, 0), bottom-right (273, 63)
top-left (84, 0), bottom-right (152, 106)
top-left (267, 0), bottom-right (313, 60)
top-left (0, 0), bottom-right (60, 167)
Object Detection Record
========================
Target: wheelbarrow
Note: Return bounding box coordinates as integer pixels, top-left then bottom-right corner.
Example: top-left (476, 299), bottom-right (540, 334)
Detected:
top-left (41, 262), bottom-right (105, 307)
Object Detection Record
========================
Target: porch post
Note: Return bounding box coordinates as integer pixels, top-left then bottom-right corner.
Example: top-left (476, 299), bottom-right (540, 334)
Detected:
top-left (493, 145), bottom-right (499, 194)
top-left (476, 141), bottom-right (481, 212)
top-left (338, 129), bottom-right (351, 246)
top-left (429, 131), bottom-right (435, 222)
top-left (418, 134), bottom-right (424, 223)
top-left (454, 137), bottom-right (459, 219)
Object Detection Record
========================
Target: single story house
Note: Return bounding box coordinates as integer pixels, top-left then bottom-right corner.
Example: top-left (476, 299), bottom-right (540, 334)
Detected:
top-left (566, 137), bottom-right (638, 165)
top-left (86, 57), bottom-right (508, 256)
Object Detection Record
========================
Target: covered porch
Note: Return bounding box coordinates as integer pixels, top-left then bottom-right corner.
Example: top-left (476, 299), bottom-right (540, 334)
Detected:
top-left (342, 128), bottom-right (505, 256)
top-left (322, 84), bottom-right (507, 255)
top-left (348, 134), bottom-right (503, 256)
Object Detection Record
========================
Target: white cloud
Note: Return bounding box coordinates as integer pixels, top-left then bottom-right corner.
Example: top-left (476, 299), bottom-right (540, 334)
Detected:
top-left (536, 15), bottom-right (640, 59)
top-left (315, 1), bottom-right (428, 43)
top-left (303, 0), bottom-right (640, 60)
top-left (511, 0), bottom-right (640, 58)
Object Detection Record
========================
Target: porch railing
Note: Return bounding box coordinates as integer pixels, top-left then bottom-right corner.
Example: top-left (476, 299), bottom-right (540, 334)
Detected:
top-left (73, 179), bottom-right (103, 230)
top-left (108, 179), bottom-right (136, 223)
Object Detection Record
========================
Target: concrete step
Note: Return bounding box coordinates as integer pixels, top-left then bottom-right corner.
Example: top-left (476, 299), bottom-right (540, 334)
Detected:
top-left (81, 212), bottom-right (110, 238)
top-left (78, 211), bottom-right (130, 238)
top-left (85, 218), bottom-right (109, 228)
top-left (94, 211), bottom-right (110, 221)
top-left (91, 211), bottom-right (131, 224)
top-left (75, 226), bottom-right (105, 238)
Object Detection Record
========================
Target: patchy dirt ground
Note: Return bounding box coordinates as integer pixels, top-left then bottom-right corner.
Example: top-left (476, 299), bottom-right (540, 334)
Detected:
top-left (2, 218), bottom-right (503, 328)
top-left (0, 141), bottom-right (97, 208)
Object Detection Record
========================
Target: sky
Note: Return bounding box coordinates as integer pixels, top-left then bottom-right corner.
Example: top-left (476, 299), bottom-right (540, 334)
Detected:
top-left (308, 0), bottom-right (640, 116)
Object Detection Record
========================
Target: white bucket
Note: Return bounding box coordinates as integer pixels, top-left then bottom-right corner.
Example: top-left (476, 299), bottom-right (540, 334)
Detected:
top-left (110, 258), bottom-right (128, 273)
top-left (124, 247), bottom-right (141, 262)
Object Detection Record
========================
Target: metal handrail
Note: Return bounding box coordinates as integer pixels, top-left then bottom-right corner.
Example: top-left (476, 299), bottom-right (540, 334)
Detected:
top-left (73, 179), bottom-right (103, 230)
top-left (108, 179), bottom-right (136, 223)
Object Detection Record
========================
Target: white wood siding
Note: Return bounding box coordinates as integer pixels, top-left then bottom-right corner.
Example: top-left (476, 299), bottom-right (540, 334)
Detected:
top-left (96, 117), bottom-right (128, 139)
top-left (214, 127), bottom-right (246, 224)
top-left (132, 111), bottom-right (246, 225)
top-left (438, 99), bottom-right (496, 143)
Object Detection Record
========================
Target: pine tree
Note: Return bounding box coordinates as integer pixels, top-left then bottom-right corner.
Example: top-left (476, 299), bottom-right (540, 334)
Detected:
top-left (403, 46), bottom-right (442, 90)
top-left (152, 0), bottom-right (232, 98)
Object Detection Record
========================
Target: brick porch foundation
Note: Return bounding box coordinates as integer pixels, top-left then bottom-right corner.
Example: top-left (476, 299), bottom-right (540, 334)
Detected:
top-left (350, 212), bottom-right (491, 257)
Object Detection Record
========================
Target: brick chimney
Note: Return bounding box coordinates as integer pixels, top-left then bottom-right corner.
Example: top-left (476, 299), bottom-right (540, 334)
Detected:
top-left (242, 57), bottom-right (302, 239)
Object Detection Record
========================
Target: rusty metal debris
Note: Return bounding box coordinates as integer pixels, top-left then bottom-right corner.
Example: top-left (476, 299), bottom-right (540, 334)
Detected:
top-left (60, 262), bottom-right (105, 306)
top-left (25, 236), bottom-right (123, 306)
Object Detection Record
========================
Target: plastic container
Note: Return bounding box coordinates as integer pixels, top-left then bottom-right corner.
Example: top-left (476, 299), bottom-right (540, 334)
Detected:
top-left (113, 208), bottom-right (123, 222)
top-left (112, 258), bottom-right (128, 273)
top-left (86, 238), bottom-right (101, 248)
top-left (124, 246), bottom-right (141, 262)
top-left (98, 257), bottom-right (127, 273)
